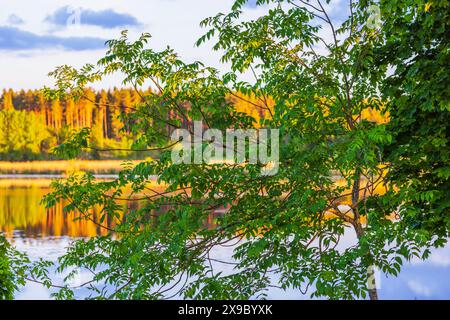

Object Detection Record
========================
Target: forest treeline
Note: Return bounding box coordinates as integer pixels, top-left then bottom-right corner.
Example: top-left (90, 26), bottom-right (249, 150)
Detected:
top-left (0, 88), bottom-right (149, 160)
top-left (0, 88), bottom-right (386, 161)
top-left (0, 88), bottom-right (274, 161)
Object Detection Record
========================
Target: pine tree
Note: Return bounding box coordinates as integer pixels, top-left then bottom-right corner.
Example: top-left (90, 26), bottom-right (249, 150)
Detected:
top-left (65, 97), bottom-right (76, 129)
top-left (1, 90), bottom-right (14, 111)
top-left (51, 99), bottom-right (62, 130)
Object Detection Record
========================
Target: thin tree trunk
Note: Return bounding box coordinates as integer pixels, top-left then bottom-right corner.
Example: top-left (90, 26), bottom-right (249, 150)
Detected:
top-left (355, 223), bottom-right (379, 300)
top-left (367, 265), bottom-right (379, 300)
top-left (368, 286), bottom-right (379, 300)
top-left (352, 170), bottom-right (379, 300)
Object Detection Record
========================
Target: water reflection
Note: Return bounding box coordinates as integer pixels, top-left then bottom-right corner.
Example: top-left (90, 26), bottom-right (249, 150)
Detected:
top-left (0, 187), bottom-right (114, 238)
top-left (1, 180), bottom-right (450, 299)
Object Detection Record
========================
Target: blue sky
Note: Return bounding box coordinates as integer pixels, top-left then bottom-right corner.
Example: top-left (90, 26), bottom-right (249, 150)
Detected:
top-left (0, 0), bottom-right (347, 89)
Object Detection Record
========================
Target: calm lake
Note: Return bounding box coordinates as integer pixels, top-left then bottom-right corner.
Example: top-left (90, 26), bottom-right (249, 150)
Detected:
top-left (1, 178), bottom-right (450, 299)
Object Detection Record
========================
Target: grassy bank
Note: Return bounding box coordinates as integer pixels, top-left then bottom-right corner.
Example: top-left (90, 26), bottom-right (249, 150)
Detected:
top-left (0, 160), bottom-right (141, 175)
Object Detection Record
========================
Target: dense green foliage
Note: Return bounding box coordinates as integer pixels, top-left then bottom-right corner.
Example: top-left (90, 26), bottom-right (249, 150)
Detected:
top-left (0, 108), bottom-right (49, 160)
top-left (2, 0), bottom-right (448, 300)
top-left (376, 0), bottom-right (450, 237)
top-left (0, 236), bottom-right (32, 300)
top-left (0, 236), bottom-right (15, 300)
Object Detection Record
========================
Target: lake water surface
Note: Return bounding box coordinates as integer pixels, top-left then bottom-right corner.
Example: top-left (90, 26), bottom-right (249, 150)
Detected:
top-left (2, 180), bottom-right (450, 299)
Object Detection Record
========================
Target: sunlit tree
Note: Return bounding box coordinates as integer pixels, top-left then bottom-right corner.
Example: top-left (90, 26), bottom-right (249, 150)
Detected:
top-left (4, 0), bottom-right (448, 300)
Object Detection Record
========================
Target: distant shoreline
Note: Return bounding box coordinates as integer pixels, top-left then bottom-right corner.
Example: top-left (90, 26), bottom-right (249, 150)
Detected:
top-left (0, 174), bottom-right (119, 179)
top-left (0, 160), bottom-right (143, 175)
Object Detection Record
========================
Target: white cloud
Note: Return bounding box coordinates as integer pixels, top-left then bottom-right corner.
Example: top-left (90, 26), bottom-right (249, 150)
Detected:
top-left (16, 282), bottom-right (52, 300)
top-left (407, 280), bottom-right (432, 297)
top-left (0, 0), bottom-right (237, 89)
top-left (0, 0), bottom-right (346, 89)
top-left (7, 14), bottom-right (24, 25)
top-left (429, 250), bottom-right (450, 267)
top-left (411, 246), bottom-right (450, 268)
